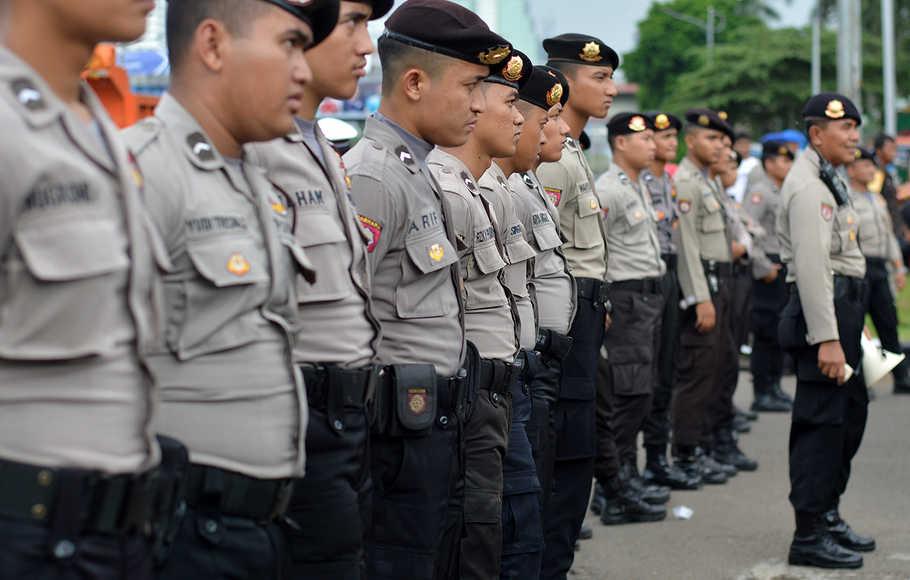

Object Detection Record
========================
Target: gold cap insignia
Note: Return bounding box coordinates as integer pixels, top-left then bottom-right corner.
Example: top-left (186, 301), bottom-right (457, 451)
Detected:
top-left (825, 99), bottom-right (845, 119)
top-left (698, 114), bottom-right (710, 127)
top-left (478, 45), bottom-right (511, 65)
top-left (546, 83), bottom-right (564, 107)
top-left (227, 253), bottom-right (251, 277)
top-left (654, 114), bottom-right (670, 130)
top-left (718, 110), bottom-right (728, 121)
top-left (628, 115), bottom-right (647, 132)
top-left (428, 243), bottom-right (445, 262)
top-left (579, 41), bottom-right (602, 63)
top-left (779, 146), bottom-right (789, 156)
top-left (503, 56), bottom-right (523, 82)
top-left (855, 149), bottom-right (862, 159)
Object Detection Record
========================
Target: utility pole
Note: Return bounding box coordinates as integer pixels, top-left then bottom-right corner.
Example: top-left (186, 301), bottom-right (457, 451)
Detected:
top-left (883, 0), bottom-right (897, 134)
top-left (836, 0), bottom-right (862, 106)
top-left (811, 1), bottom-right (821, 95)
top-left (659, 6), bottom-right (724, 66)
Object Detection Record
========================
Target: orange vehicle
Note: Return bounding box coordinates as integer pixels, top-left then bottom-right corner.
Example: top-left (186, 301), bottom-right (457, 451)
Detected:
top-left (82, 43), bottom-right (159, 128)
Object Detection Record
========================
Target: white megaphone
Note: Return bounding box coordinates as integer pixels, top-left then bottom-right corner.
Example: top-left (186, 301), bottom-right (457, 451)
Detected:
top-left (860, 333), bottom-right (906, 386)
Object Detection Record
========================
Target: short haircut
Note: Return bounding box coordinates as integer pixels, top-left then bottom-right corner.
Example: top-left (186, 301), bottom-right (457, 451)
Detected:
top-left (166, 0), bottom-right (269, 72)
top-left (734, 131), bottom-right (751, 142)
top-left (803, 116), bottom-right (831, 135)
top-left (545, 60), bottom-right (581, 79)
top-left (874, 133), bottom-right (896, 151)
top-left (377, 35), bottom-right (448, 96)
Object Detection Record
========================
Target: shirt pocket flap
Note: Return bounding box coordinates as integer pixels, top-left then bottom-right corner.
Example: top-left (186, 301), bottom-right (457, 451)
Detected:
top-left (473, 240), bottom-right (506, 274)
top-left (15, 218), bottom-right (129, 281)
top-left (703, 195), bottom-right (721, 213)
top-left (187, 236), bottom-right (269, 287)
top-left (405, 229), bottom-right (458, 274)
top-left (623, 207), bottom-right (648, 228)
top-left (295, 210), bottom-right (348, 248)
top-left (531, 212), bottom-right (562, 251)
top-left (576, 192), bottom-right (601, 218)
top-left (505, 235), bottom-right (537, 264)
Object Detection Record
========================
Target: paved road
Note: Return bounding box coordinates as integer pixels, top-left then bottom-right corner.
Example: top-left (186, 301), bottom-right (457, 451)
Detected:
top-left (569, 374), bottom-right (910, 580)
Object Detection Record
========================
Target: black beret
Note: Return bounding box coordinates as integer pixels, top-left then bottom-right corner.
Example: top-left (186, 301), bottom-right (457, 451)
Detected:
top-left (358, 0), bottom-right (393, 20)
top-left (383, 0), bottom-right (512, 67)
top-left (802, 92), bottom-right (862, 125)
top-left (608, 112), bottom-right (653, 138)
top-left (260, 0), bottom-right (340, 47)
top-left (853, 146), bottom-right (875, 162)
top-left (685, 108), bottom-right (728, 135)
top-left (540, 66), bottom-right (571, 106)
top-left (761, 140), bottom-right (795, 161)
top-left (646, 111), bottom-right (682, 132)
top-left (485, 50), bottom-right (532, 90)
top-left (579, 130), bottom-right (591, 151)
top-left (519, 65), bottom-right (568, 110)
top-left (543, 33), bottom-right (619, 69)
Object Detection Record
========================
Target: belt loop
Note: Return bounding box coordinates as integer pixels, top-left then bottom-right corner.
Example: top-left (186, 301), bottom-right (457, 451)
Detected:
top-left (326, 365), bottom-right (346, 434)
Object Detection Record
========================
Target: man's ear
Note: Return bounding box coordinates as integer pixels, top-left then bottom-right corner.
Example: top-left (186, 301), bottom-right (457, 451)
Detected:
top-left (808, 124), bottom-right (824, 148)
top-left (401, 68), bottom-right (428, 103)
top-left (195, 18), bottom-right (230, 73)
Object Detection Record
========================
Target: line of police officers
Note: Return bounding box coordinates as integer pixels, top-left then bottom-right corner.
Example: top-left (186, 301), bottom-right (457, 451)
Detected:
top-left (0, 0), bottom-right (890, 577)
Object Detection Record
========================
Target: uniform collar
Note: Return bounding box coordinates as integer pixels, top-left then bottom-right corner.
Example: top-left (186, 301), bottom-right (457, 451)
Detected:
top-left (373, 112), bottom-right (433, 171)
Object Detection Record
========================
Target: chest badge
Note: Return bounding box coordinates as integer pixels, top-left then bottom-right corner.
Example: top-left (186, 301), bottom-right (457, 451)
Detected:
top-left (227, 253), bottom-right (251, 277)
top-left (429, 243), bottom-right (445, 262)
top-left (589, 198), bottom-right (599, 210)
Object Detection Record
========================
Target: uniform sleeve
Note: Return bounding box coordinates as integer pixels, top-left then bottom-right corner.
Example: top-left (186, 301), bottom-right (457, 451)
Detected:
top-left (879, 194), bottom-right (903, 264)
top-left (789, 187), bottom-right (838, 344)
top-left (349, 173), bottom-right (401, 274)
top-left (675, 178), bottom-right (711, 305)
top-left (132, 150), bottom-right (187, 255)
top-left (744, 191), bottom-right (774, 279)
top-left (593, 174), bottom-right (619, 230)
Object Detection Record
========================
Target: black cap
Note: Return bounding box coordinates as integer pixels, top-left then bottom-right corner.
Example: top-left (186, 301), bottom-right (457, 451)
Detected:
top-left (802, 92), bottom-right (862, 125)
top-left (607, 112), bottom-right (653, 139)
top-left (485, 50), bottom-right (532, 90)
top-left (519, 65), bottom-right (569, 110)
top-left (853, 146), bottom-right (875, 162)
top-left (359, 0), bottom-right (393, 20)
top-left (646, 111), bottom-right (682, 133)
top-left (761, 140), bottom-right (795, 161)
top-left (383, 0), bottom-right (512, 67)
top-left (260, 0), bottom-right (340, 47)
top-left (543, 33), bottom-right (619, 69)
top-left (685, 108), bottom-right (728, 135)
top-left (540, 66), bottom-right (571, 106)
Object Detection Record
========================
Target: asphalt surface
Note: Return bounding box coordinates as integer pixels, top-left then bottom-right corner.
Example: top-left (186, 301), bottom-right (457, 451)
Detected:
top-left (569, 373), bottom-right (910, 580)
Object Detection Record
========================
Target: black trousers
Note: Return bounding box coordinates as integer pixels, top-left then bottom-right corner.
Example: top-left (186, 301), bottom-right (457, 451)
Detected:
top-left (540, 283), bottom-right (605, 580)
top-left (780, 278), bottom-right (869, 516)
top-left (284, 404), bottom-right (370, 580)
top-left (0, 516), bottom-right (152, 580)
top-left (864, 257), bottom-right (902, 355)
top-left (751, 258), bottom-right (788, 395)
top-left (642, 256), bottom-right (681, 450)
top-left (525, 351), bottom-right (559, 511)
top-left (158, 508), bottom-right (286, 580)
top-left (672, 271), bottom-right (733, 451)
top-left (707, 267), bottom-right (751, 439)
top-left (595, 286), bottom-right (664, 482)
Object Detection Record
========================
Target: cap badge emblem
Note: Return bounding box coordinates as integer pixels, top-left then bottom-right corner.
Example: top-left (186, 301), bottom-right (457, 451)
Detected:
top-left (718, 110), bottom-right (728, 121)
top-left (503, 56), bottom-right (523, 82)
top-left (579, 41), bottom-right (602, 62)
top-left (825, 99), bottom-right (845, 119)
top-left (698, 114), bottom-right (710, 127)
top-left (478, 45), bottom-right (511, 65)
top-left (629, 116), bottom-right (647, 132)
top-left (654, 114), bottom-right (670, 130)
top-left (780, 146), bottom-right (790, 156)
top-left (546, 83), bottom-right (564, 107)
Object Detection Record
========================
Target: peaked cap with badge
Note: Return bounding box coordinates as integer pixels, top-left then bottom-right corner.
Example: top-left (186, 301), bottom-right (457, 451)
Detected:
top-left (761, 139), bottom-right (794, 161)
top-left (685, 108), bottom-right (729, 135)
top-left (485, 49), bottom-right (533, 89)
top-left (607, 111), bottom-right (653, 138)
top-left (543, 33), bottom-right (619, 69)
top-left (382, 0), bottom-right (512, 67)
top-left (520, 65), bottom-right (570, 110)
top-left (647, 111), bottom-right (682, 133)
top-left (802, 92), bottom-right (862, 125)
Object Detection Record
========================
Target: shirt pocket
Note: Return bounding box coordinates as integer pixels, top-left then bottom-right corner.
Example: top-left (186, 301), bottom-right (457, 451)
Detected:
top-left (395, 227), bottom-right (459, 319)
top-left (293, 210), bottom-right (351, 303)
top-left (619, 204), bottom-right (650, 244)
top-left (700, 195), bottom-right (725, 234)
top-left (831, 208), bottom-right (858, 255)
top-left (531, 211), bottom-right (562, 251)
top-left (573, 191), bottom-right (604, 249)
top-left (464, 240), bottom-right (507, 309)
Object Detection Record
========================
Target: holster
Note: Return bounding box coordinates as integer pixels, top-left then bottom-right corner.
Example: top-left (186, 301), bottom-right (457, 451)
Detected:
top-left (373, 363), bottom-right (439, 437)
top-left (150, 434), bottom-right (190, 566)
top-left (535, 328), bottom-right (574, 362)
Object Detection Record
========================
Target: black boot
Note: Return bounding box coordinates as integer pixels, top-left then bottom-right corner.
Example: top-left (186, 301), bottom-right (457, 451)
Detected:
top-left (771, 381), bottom-right (794, 404)
top-left (643, 447), bottom-right (700, 490)
top-left (751, 391), bottom-right (791, 412)
top-left (735, 404), bottom-right (758, 422)
top-left (732, 413), bottom-right (751, 434)
top-left (697, 447), bottom-right (732, 483)
top-left (823, 509), bottom-right (876, 552)
top-left (893, 360), bottom-right (910, 394)
top-left (589, 482), bottom-right (606, 515)
top-left (789, 512), bottom-right (863, 569)
top-left (620, 463), bottom-right (670, 505)
top-left (713, 430), bottom-right (758, 472)
top-left (599, 478), bottom-right (667, 525)
top-left (578, 522), bottom-right (593, 541)
top-left (671, 448), bottom-right (704, 489)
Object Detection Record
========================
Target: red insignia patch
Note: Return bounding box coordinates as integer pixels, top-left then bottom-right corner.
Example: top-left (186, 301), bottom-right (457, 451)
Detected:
top-left (678, 199), bottom-right (692, 214)
top-left (407, 388), bottom-right (428, 415)
top-left (751, 193), bottom-right (762, 205)
top-left (357, 214), bottom-right (382, 253)
top-left (820, 203), bottom-right (834, 222)
top-left (544, 187), bottom-right (562, 206)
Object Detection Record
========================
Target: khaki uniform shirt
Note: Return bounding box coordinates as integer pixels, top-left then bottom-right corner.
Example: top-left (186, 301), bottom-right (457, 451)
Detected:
top-left (536, 136), bottom-right (607, 281)
top-left (642, 168), bottom-right (678, 256)
top-left (742, 172), bottom-right (782, 279)
top-left (510, 171), bottom-right (577, 335)
top-left (479, 163), bottom-right (538, 349)
top-left (778, 148), bottom-right (866, 344)
top-left (675, 157), bottom-right (733, 306)
top-left (594, 165), bottom-right (665, 282)
top-left (851, 189), bottom-right (902, 262)
top-left (122, 94), bottom-right (306, 479)
top-left (344, 116), bottom-right (464, 376)
top-left (246, 120), bottom-right (378, 368)
top-left (0, 48), bottom-right (164, 474)
top-left (428, 150), bottom-right (518, 361)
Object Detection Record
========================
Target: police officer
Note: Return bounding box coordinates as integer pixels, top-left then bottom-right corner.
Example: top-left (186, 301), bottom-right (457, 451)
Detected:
top-left (672, 108), bottom-right (736, 485)
top-left (244, 1), bottom-right (390, 576)
top-left (427, 48), bottom-right (531, 580)
top-left (639, 112), bottom-right (700, 490)
top-left (507, 67), bottom-right (577, 514)
top-left (743, 140), bottom-right (796, 413)
top-left (0, 2), bottom-right (163, 578)
top-left (847, 147), bottom-right (910, 392)
top-left (591, 112), bottom-right (669, 524)
top-left (122, 1), bottom-right (338, 577)
top-left (536, 34), bottom-right (618, 577)
top-left (778, 93), bottom-right (873, 569)
top-left (343, 2), bottom-right (510, 577)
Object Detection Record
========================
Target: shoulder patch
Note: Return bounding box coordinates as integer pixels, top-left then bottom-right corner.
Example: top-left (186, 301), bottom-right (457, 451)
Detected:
top-left (357, 214), bottom-right (382, 253)
top-left (544, 187), bottom-right (562, 206)
top-left (820, 203), bottom-right (834, 221)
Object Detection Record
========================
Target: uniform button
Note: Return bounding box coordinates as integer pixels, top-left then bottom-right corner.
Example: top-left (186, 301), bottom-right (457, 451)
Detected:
top-left (31, 503), bottom-right (47, 519)
top-left (53, 540), bottom-right (75, 559)
top-left (492, 393), bottom-right (500, 403)
top-left (333, 419), bottom-right (344, 431)
top-left (438, 416), bottom-right (449, 426)
top-left (204, 520), bottom-right (218, 534)
top-left (37, 470), bottom-right (52, 487)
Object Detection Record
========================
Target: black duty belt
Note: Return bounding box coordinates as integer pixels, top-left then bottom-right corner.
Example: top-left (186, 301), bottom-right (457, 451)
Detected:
top-left (834, 275), bottom-right (866, 301)
top-left (610, 276), bottom-right (663, 294)
top-left (661, 253), bottom-right (678, 270)
top-left (732, 262), bottom-right (750, 276)
top-left (576, 277), bottom-right (609, 304)
top-left (0, 459), bottom-right (156, 534)
top-left (376, 368), bottom-right (462, 415)
top-left (865, 256), bottom-right (888, 269)
top-left (701, 259), bottom-right (733, 278)
top-left (183, 465), bottom-right (293, 522)
top-left (301, 364), bottom-right (376, 411)
top-left (477, 358), bottom-right (517, 394)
